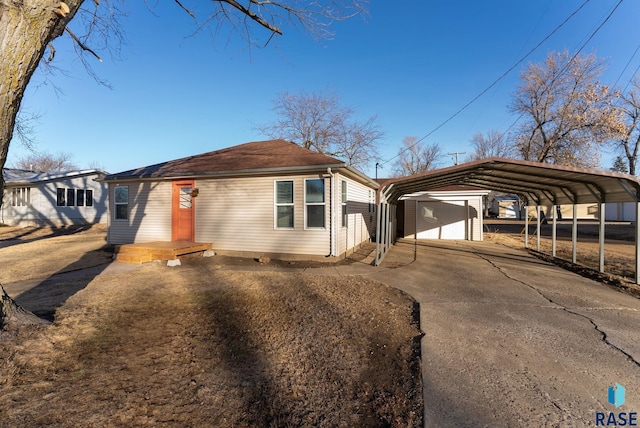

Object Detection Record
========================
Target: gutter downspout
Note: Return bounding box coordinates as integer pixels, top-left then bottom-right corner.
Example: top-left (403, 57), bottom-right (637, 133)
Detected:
top-left (327, 167), bottom-right (335, 257)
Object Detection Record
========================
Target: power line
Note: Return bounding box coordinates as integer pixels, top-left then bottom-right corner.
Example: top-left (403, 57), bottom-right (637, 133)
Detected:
top-left (507, 0), bottom-right (625, 134)
top-left (379, 0), bottom-right (593, 168)
top-left (612, 39), bottom-right (640, 95)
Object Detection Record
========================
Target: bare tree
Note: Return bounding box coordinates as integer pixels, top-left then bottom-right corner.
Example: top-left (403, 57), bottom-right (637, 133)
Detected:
top-left (88, 160), bottom-right (106, 171)
top-left (466, 130), bottom-right (515, 161)
top-left (1, 0), bottom-right (369, 202)
top-left (392, 136), bottom-right (442, 177)
top-left (13, 109), bottom-right (42, 151)
top-left (610, 77), bottom-right (640, 175)
top-left (0, 0), bottom-right (368, 326)
top-left (14, 151), bottom-right (78, 172)
top-left (256, 90), bottom-right (383, 170)
top-left (510, 50), bottom-right (619, 168)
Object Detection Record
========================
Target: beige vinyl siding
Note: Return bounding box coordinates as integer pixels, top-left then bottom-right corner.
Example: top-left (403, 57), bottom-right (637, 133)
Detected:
top-left (1, 173), bottom-right (107, 227)
top-left (195, 175), bottom-right (331, 256)
top-left (108, 181), bottom-right (172, 244)
top-left (404, 200), bottom-right (417, 238)
top-left (336, 174), bottom-right (376, 256)
top-left (402, 194), bottom-right (484, 241)
top-left (417, 200), bottom-right (467, 239)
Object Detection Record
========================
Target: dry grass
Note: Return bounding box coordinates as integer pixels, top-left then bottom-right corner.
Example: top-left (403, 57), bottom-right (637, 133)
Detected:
top-left (0, 224), bottom-right (111, 283)
top-left (485, 230), bottom-right (640, 297)
top-left (0, 227), bottom-right (422, 427)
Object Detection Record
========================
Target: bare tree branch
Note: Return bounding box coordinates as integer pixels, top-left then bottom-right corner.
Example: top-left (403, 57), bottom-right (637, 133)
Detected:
top-left (466, 130), bottom-right (516, 161)
top-left (255, 90), bottom-right (381, 171)
top-left (13, 151), bottom-right (78, 172)
top-left (510, 50), bottom-right (619, 168)
top-left (174, 0), bottom-right (196, 18)
top-left (610, 77), bottom-right (640, 175)
top-left (220, 0), bottom-right (283, 34)
top-left (65, 27), bottom-right (102, 62)
top-left (392, 136), bottom-right (442, 177)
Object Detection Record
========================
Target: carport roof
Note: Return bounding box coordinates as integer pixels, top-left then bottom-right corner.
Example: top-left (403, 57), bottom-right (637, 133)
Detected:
top-left (379, 158), bottom-right (640, 206)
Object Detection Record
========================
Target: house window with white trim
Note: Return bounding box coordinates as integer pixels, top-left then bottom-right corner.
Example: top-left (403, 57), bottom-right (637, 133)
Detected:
top-left (341, 180), bottom-right (347, 227)
top-left (67, 188), bottom-right (75, 206)
top-left (114, 186), bottom-right (129, 220)
top-left (56, 188), bottom-right (65, 206)
top-left (275, 180), bottom-right (294, 229)
top-left (86, 189), bottom-right (93, 207)
top-left (76, 189), bottom-right (85, 207)
top-left (305, 178), bottom-right (325, 229)
top-left (11, 187), bottom-right (30, 206)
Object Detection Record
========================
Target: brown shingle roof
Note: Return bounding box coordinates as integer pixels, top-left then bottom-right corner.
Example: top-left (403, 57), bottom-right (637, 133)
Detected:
top-left (105, 140), bottom-right (346, 180)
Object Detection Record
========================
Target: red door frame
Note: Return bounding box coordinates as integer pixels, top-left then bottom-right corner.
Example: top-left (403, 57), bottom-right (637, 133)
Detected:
top-left (171, 180), bottom-right (195, 241)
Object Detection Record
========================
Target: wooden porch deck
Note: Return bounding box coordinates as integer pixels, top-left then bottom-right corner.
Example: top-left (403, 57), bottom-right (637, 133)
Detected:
top-left (115, 241), bottom-right (213, 264)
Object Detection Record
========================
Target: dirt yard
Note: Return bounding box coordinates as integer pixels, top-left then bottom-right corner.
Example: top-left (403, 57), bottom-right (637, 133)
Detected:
top-left (484, 219), bottom-right (640, 294)
top-left (0, 226), bottom-right (423, 427)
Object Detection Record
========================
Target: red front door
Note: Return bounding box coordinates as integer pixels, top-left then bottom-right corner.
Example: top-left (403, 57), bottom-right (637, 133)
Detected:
top-left (172, 180), bottom-right (195, 241)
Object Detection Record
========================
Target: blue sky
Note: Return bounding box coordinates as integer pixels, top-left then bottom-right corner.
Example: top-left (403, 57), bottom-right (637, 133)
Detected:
top-left (11, 0), bottom-right (640, 178)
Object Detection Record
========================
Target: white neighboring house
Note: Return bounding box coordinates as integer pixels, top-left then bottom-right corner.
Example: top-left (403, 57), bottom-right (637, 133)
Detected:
top-left (398, 187), bottom-right (490, 241)
top-left (1, 169), bottom-right (108, 227)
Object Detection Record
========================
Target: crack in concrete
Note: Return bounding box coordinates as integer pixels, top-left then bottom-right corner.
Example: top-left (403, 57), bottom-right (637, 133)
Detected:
top-left (473, 251), bottom-right (640, 369)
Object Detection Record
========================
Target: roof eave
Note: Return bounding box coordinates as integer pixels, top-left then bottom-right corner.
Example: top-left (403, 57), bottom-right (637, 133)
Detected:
top-left (103, 163), bottom-right (357, 182)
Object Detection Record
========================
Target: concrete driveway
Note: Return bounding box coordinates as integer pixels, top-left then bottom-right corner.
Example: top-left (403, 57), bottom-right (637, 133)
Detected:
top-left (367, 239), bottom-right (640, 427)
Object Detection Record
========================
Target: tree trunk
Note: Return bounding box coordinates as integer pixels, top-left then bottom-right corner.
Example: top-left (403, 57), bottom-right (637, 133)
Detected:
top-left (0, 0), bottom-right (83, 327)
top-left (0, 0), bottom-right (85, 207)
top-left (1, 285), bottom-right (48, 329)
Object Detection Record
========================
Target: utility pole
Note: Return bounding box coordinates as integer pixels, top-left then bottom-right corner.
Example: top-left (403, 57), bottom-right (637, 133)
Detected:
top-left (448, 151), bottom-right (466, 165)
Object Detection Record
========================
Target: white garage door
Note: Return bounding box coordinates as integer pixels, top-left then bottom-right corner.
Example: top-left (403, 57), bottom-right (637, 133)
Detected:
top-left (416, 201), bottom-right (467, 240)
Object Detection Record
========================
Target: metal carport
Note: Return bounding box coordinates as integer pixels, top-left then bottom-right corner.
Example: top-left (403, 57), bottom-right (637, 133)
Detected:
top-left (374, 157), bottom-right (640, 283)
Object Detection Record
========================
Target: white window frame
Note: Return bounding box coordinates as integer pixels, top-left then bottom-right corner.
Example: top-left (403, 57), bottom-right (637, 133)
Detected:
top-left (341, 180), bottom-right (348, 228)
top-left (76, 189), bottom-right (85, 207)
top-left (114, 185), bottom-right (129, 220)
top-left (274, 180), bottom-right (294, 229)
top-left (11, 187), bottom-right (30, 207)
top-left (56, 188), bottom-right (65, 206)
top-left (304, 178), bottom-right (326, 229)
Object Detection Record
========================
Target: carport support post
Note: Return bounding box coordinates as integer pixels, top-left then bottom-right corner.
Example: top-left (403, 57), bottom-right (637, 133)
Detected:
top-left (599, 203), bottom-right (605, 273)
top-left (636, 202), bottom-right (640, 284)
top-left (536, 205), bottom-right (541, 252)
top-left (524, 206), bottom-right (529, 249)
top-left (552, 205), bottom-right (557, 257)
top-left (572, 204), bottom-right (578, 264)
top-left (375, 203), bottom-right (380, 265)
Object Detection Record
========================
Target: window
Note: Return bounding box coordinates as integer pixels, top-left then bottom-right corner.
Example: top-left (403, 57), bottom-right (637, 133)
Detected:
top-left (341, 180), bottom-right (348, 227)
top-left (179, 187), bottom-right (192, 209)
top-left (11, 187), bottom-right (30, 207)
top-left (275, 180), bottom-right (294, 228)
top-left (305, 179), bottom-right (325, 228)
top-left (67, 188), bottom-right (75, 206)
top-left (56, 188), bottom-right (65, 206)
top-left (114, 186), bottom-right (128, 220)
top-left (86, 190), bottom-right (93, 207)
top-left (76, 190), bottom-right (85, 206)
